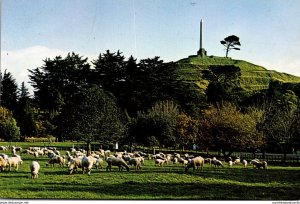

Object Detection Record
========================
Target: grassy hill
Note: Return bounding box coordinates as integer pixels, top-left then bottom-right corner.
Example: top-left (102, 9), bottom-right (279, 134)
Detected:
top-left (175, 55), bottom-right (300, 94)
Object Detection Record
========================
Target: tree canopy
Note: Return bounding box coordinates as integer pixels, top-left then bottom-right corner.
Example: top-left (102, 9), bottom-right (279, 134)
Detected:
top-left (220, 35), bottom-right (241, 58)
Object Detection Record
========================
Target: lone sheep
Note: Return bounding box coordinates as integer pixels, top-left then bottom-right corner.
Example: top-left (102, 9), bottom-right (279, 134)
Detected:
top-left (251, 160), bottom-right (267, 170)
top-left (185, 156), bottom-right (204, 172)
top-left (106, 157), bottom-right (130, 172)
top-left (30, 161), bottom-right (40, 179)
top-left (82, 156), bottom-right (94, 175)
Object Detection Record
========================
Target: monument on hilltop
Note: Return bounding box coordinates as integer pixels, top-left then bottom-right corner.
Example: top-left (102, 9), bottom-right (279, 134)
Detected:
top-left (197, 19), bottom-right (207, 57)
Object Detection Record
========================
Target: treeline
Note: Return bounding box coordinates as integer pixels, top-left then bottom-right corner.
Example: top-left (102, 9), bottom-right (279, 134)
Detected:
top-left (0, 50), bottom-right (300, 159)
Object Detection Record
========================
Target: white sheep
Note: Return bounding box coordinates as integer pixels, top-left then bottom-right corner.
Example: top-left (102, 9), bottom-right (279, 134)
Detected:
top-left (129, 157), bottom-right (142, 171)
top-left (211, 158), bottom-right (224, 168)
top-left (204, 158), bottom-right (212, 166)
top-left (0, 153), bottom-right (9, 160)
top-left (242, 160), bottom-right (248, 168)
top-left (12, 146), bottom-right (22, 152)
top-left (233, 157), bottom-right (241, 165)
top-left (95, 157), bottom-right (103, 169)
top-left (228, 160), bottom-right (233, 168)
top-left (7, 156), bottom-right (22, 171)
top-left (47, 156), bottom-right (65, 167)
top-left (185, 156), bottom-right (204, 172)
top-left (68, 156), bottom-right (83, 174)
top-left (251, 160), bottom-right (268, 169)
top-left (82, 156), bottom-right (94, 175)
top-left (0, 146), bottom-right (8, 151)
top-left (155, 158), bottom-right (166, 167)
top-left (106, 157), bottom-right (130, 172)
top-left (178, 157), bottom-right (189, 166)
top-left (250, 159), bottom-right (260, 168)
top-left (30, 161), bottom-right (40, 179)
top-left (13, 154), bottom-right (23, 165)
top-left (0, 156), bottom-right (7, 171)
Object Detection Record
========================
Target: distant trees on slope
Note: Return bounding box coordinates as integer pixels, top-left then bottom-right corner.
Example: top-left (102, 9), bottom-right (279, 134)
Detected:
top-left (0, 50), bottom-right (299, 159)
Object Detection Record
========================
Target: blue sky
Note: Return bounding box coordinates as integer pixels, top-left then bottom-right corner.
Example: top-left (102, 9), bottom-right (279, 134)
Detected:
top-left (2, 0), bottom-right (300, 94)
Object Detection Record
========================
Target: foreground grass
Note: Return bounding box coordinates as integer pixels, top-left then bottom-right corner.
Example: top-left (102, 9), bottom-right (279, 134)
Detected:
top-left (0, 150), bottom-right (299, 200)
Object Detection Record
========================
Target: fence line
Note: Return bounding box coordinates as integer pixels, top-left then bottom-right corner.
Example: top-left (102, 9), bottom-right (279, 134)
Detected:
top-left (231, 152), bottom-right (300, 163)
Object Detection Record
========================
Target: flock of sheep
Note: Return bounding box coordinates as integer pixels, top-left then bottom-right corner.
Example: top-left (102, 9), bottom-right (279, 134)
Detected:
top-left (0, 145), bottom-right (268, 179)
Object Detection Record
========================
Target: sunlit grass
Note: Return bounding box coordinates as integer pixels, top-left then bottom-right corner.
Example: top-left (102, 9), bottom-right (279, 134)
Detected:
top-left (0, 149), bottom-right (299, 200)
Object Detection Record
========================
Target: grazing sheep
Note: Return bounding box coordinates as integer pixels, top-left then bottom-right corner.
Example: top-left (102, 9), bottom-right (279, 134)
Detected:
top-left (70, 147), bottom-right (76, 153)
top-left (174, 153), bottom-right (181, 158)
top-left (82, 156), bottom-right (94, 175)
top-left (185, 156), bottom-right (204, 172)
top-left (122, 154), bottom-right (132, 163)
top-left (228, 160), bottom-right (233, 168)
top-left (134, 156), bottom-right (145, 166)
top-left (68, 157), bottom-right (83, 174)
top-left (0, 153), bottom-right (9, 160)
top-left (106, 157), bottom-right (130, 172)
top-left (12, 146), bottom-right (22, 152)
top-left (211, 158), bottom-right (224, 168)
top-left (178, 157), bottom-right (189, 166)
top-left (250, 159), bottom-right (260, 168)
top-left (129, 157), bottom-right (142, 171)
top-left (0, 157), bottom-right (7, 171)
top-left (13, 154), bottom-right (23, 165)
top-left (251, 160), bottom-right (267, 169)
top-left (0, 146), bottom-right (8, 151)
top-left (30, 161), bottom-right (40, 179)
top-left (7, 157), bottom-right (22, 171)
top-left (173, 157), bottom-right (178, 164)
top-left (47, 156), bottom-right (65, 167)
top-left (74, 151), bottom-right (84, 157)
top-left (95, 157), bottom-right (103, 169)
top-left (242, 160), bottom-right (248, 168)
top-left (228, 156), bottom-right (240, 165)
top-left (153, 153), bottom-right (165, 160)
top-left (155, 158), bottom-right (166, 167)
top-left (204, 158), bottom-right (212, 166)
top-left (233, 157), bottom-right (241, 165)
top-left (47, 151), bottom-right (57, 159)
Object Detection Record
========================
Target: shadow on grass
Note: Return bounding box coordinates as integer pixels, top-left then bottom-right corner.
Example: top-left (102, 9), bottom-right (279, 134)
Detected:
top-left (15, 179), bottom-right (300, 200)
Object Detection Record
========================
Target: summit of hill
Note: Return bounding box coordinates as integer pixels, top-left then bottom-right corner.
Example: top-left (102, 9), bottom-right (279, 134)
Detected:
top-left (174, 55), bottom-right (300, 94)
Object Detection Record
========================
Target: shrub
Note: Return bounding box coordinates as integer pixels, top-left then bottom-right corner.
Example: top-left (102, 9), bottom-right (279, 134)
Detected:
top-left (0, 107), bottom-right (20, 141)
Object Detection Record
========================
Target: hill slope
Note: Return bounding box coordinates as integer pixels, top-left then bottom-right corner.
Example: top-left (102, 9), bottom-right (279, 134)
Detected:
top-left (175, 55), bottom-right (300, 94)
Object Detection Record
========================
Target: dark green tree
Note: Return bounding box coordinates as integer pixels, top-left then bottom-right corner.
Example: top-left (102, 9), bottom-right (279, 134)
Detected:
top-left (28, 52), bottom-right (91, 114)
top-left (220, 35), bottom-right (241, 58)
top-left (92, 51), bottom-right (180, 115)
top-left (91, 50), bottom-right (126, 94)
top-left (1, 70), bottom-right (18, 111)
top-left (261, 90), bottom-right (298, 162)
top-left (54, 85), bottom-right (125, 153)
top-left (202, 65), bottom-right (243, 104)
top-left (15, 82), bottom-right (37, 141)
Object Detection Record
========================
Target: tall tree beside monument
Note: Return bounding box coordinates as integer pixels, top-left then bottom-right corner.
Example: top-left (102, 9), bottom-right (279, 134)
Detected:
top-left (220, 35), bottom-right (241, 58)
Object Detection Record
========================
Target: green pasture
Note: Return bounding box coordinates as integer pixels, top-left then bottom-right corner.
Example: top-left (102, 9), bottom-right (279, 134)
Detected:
top-left (0, 143), bottom-right (299, 200)
top-left (175, 56), bottom-right (300, 94)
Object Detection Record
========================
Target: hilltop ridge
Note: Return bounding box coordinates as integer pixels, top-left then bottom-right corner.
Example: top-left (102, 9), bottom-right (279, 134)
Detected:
top-left (174, 55), bottom-right (300, 94)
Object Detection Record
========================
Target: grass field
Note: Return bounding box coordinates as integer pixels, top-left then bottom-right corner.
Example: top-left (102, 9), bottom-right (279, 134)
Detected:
top-left (0, 145), bottom-right (299, 200)
top-left (175, 55), bottom-right (300, 94)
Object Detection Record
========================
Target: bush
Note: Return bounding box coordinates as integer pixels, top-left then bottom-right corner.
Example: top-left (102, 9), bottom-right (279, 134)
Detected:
top-left (0, 107), bottom-right (20, 141)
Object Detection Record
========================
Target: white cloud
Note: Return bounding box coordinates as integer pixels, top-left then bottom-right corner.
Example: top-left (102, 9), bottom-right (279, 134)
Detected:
top-left (1, 46), bottom-right (97, 96)
top-left (1, 46), bottom-right (68, 95)
top-left (257, 58), bottom-right (300, 77)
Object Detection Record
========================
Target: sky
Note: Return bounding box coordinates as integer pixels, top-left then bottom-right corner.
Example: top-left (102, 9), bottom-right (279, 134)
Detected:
top-left (1, 0), bottom-right (300, 95)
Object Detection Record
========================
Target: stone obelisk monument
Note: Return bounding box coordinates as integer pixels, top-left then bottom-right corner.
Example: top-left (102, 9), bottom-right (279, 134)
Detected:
top-left (197, 19), bottom-right (207, 57)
